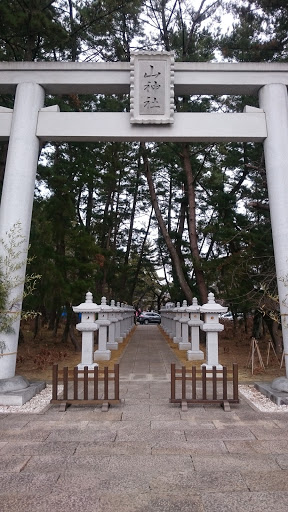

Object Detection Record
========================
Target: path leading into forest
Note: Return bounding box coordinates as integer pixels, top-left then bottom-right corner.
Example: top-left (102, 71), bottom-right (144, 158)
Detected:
top-left (1, 325), bottom-right (288, 511)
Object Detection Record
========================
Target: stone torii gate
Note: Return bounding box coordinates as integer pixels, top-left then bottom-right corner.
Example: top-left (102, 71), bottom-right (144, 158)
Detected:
top-left (1, 53), bottom-right (288, 395)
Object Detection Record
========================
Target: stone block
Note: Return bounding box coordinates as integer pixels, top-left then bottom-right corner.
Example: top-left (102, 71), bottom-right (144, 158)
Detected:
top-left (255, 381), bottom-right (288, 405)
top-left (0, 381), bottom-right (46, 406)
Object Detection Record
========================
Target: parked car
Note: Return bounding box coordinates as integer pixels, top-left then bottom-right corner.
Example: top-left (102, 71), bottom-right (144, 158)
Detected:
top-left (220, 312), bottom-right (244, 320)
top-left (138, 312), bottom-right (161, 325)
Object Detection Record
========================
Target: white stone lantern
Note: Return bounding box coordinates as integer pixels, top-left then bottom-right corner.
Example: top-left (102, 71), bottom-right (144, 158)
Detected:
top-left (114, 301), bottom-right (124, 343)
top-left (72, 291), bottom-right (99, 369)
top-left (173, 302), bottom-right (182, 344)
top-left (106, 300), bottom-right (119, 351)
top-left (94, 296), bottom-right (111, 361)
top-left (187, 297), bottom-right (204, 361)
top-left (159, 304), bottom-right (169, 335)
top-left (179, 300), bottom-right (190, 350)
top-left (200, 292), bottom-right (227, 369)
top-left (120, 302), bottom-right (128, 338)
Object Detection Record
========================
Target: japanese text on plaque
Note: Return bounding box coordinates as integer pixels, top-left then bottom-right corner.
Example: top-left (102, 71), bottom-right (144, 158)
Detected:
top-left (139, 61), bottom-right (165, 115)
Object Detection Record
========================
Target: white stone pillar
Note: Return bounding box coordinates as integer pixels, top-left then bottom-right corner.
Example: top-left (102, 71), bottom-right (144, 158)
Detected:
top-left (259, 84), bottom-right (288, 381)
top-left (200, 293), bottom-right (227, 370)
top-left (0, 82), bottom-right (44, 380)
top-left (115, 312), bottom-right (123, 343)
top-left (159, 306), bottom-right (168, 334)
top-left (127, 305), bottom-right (135, 332)
top-left (107, 302), bottom-right (118, 351)
top-left (118, 302), bottom-right (126, 340)
top-left (179, 301), bottom-right (190, 350)
top-left (73, 292), bottom-right (99, 370)
top-left (173, 302), bottom-right (182, 344)
top-left (94, 297), bottom-right (111, 361)
top-left (110, 299), bottom-right (120, 346)
top-left (187, 298), bottom-right (204, 361)
top-left (121, 304), bottom-right (128, 337)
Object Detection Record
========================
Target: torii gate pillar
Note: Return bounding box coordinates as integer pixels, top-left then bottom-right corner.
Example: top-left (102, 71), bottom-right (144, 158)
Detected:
top-left (0, 82), bottom-right (44, 382)
top-left (259, 83), bottom-right (288, 387)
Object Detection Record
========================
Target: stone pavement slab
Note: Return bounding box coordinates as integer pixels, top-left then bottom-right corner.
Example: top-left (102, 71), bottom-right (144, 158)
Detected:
top-left (0, 428), bottom-right (50, 442)
top-left (192, 453), bottom-right (280, 472)
top-left (242, 470), bottom-right (288, 491)
top-left (201, 491), bottom-right (288, 512)
top-left (46, 427), bottom-right (117, 442)
top-left (56, 468), bottom-right (150, 493)
top-left (249, 426), bottom-right (288, 440)
top-left (98, 491), bottom-right (204, 512)
top-left (224, 439), bottom-right (288, 454)
top-left (74, 440), bottom-right (152, 455)
top-left (149, 468), bottom-right (248, 493)
top-left (0, 455), bottom-right (31, 473)
top-left (151, 419), bottom-right (215, 430)
top-left (0, 440), bottom-right (79, 456)
top-left (185, 426), bottom-right (256, 440)
top-left (0, 472), bottom-right (60, 494)
top-left (0, 492), bottom-right (102, 512)
top-left (0, 441), bottom-right (7, 451)
top-left (1, 325), bottom-right (288, 511)
top-left (151, 439), bottom-right (228, 455)
top-left (275, 455), bottom-right (288, 469)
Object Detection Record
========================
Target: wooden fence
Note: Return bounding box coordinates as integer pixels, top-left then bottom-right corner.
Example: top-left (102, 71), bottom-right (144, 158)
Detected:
top-left (170, 363), bottom-right (239, 411)
top-left (51, 364), bottom-right (120, 411)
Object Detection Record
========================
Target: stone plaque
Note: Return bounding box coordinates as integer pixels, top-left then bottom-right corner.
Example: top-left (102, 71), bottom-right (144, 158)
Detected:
top-left (130, 51), bottom-right (175, 124)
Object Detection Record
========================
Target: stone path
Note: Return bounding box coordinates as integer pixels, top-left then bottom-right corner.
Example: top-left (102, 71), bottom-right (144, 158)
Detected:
top-left (1, 325), bottom-right (288, 511)
top-left (119, 323), bottom-right (179, 380)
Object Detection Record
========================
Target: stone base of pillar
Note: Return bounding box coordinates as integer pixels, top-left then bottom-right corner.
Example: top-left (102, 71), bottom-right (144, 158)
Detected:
top-left (187, 350), bottom-right (204, 361)
top-left (201, 363), bottom-right (223, 370)
top-left (0, 375), bottom-right (30, 392)
top-left (116, 337), bottom-right (123, 343)
top-left (77, 363), bottom-right (98, 370)
top-left (107, 341), bottom-right (119, 350)
top-left (94, 349), bottom-right (111, 361)
top-left (0, 378), bottom-right (46, 406)
top-left (178, 342), bottom-right (191, 350)
top-left (255, 381), bottom-right (288, 406)
top-left (271, 376), bottom-right (288, 392)
top-left (173, 337), bottom-right (180, 344)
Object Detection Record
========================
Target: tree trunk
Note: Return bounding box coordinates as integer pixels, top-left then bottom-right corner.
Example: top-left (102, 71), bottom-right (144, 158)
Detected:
top-left (53, 315), bottom-right (60, 337)
top-left (18, 329), bottom-right (25, 344)
top-left (85, 180), bottom-right (94, 231)
top-left (48, 308), bottom-right (57, 331)
top-left (125, 158), bottom-right (141, 265)
top-left (129, 207), bottom-right (153, 303)
top-left (263, 315), bottom-right (283, 356)
top-left (68, 325), bottom-right (82, 352)
top-left (33, 313), bottom-right (41, 340)
top-left (142, 143), bottom-right (193, 303)
top-left (182, 144), bottom-right (208, 303)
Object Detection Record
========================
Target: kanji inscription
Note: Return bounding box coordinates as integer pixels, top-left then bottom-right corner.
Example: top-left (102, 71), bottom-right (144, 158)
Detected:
top-left (140, 61), bottom-right (165, 115)
top-left (130, 51), bottom-right (174, 124)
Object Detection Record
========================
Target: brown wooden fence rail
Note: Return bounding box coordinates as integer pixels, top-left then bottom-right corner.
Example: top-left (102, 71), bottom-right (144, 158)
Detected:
top-left (170, 363), bottom-right (239, 411)
top-left (51, 364), bottom-right (120, 411)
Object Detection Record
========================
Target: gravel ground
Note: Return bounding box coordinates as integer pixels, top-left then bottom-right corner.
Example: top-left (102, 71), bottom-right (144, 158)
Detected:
top-left (0, 385), bottom-right (288, 414)
top-left (0, 385), bottom-right (62, 414)
top-left (239, 384), bottom-right (288, 413)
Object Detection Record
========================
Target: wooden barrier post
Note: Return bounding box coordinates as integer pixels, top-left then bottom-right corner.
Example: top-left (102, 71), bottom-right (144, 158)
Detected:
top-left (51, 363), bottom-right (120, 410)
top-left (170, 364), bottom-right (239, 410)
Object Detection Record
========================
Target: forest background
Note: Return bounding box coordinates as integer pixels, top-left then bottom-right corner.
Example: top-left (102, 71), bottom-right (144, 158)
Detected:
top-left (0, 0), bottom-right (286, 357)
